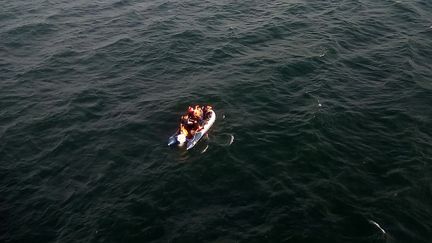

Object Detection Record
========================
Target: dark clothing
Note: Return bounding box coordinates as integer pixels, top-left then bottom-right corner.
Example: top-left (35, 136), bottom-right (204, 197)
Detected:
top-left (181, 115), bottom-right (201, 132)
top-left (181, 117), bottom-right (192, 126)
top-left (202, 110), bottom-right (210, 120)
top-left (180, 105), bottom-right (211, 135)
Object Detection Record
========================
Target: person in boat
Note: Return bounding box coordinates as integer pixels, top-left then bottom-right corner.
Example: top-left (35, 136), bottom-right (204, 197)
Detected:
top-left (188, 106), bottom-right (194, 116)
top-left (179, 113), bottom-right (193, 139)
top-left (180, 114), bottom-right (191, 130)
top-left (194, 105), bottom-right (203, 119)
top-left (178, 107), bottom-right (197, 139)
top-left (203, 105), bottom-right (213, 119)
top-left (187, 106), bottom-right (200, 128)
top-left (181, 105), bottom-right (202, 137)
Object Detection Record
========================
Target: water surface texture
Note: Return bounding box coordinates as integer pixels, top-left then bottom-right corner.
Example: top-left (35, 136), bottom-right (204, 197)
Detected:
top-left (1, 0), bottom-right (432, 242)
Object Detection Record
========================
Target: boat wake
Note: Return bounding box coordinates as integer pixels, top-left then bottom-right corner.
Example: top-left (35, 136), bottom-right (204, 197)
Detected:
top-left (201, 144), bottom-right (209, 154)
top-left (229, 134), bottom-right (234, 145)
top-left (368, 219), bottom-right (386, 235)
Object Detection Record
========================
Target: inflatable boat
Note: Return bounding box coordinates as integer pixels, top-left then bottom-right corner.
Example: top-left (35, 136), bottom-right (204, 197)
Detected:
top-left (168, 110), bottom-right (216, 150)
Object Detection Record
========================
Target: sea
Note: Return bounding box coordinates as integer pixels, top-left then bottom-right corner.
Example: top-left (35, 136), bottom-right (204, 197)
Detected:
top-left (1, 0), bottom-right (432, 242)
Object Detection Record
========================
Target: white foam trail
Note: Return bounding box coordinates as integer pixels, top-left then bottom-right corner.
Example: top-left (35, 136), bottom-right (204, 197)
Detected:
top-left (368, 220), bottom-right (386, 234)
top-left (201, 145), bottom-right (209, 154)
top-left (229, 135), bottom-right (234, 145)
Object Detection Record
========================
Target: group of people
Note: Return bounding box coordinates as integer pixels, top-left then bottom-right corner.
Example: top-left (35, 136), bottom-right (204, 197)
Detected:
top-left (179, 105), bottom-right (213, 139)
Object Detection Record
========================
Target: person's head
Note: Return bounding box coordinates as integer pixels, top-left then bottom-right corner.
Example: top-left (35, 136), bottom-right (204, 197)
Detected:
top-left (188, 106), bottom-right (194, 115)
top-left (194, 109), bottom-right (203, 118)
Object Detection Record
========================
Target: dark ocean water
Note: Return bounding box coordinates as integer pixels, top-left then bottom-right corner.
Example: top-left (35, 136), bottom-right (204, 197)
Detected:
top-left (1, 0), bottom-right (432, 242)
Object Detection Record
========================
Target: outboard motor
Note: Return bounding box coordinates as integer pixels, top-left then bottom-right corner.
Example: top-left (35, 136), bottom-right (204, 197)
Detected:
top-left (177, 133), bottom-right (186, 145)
